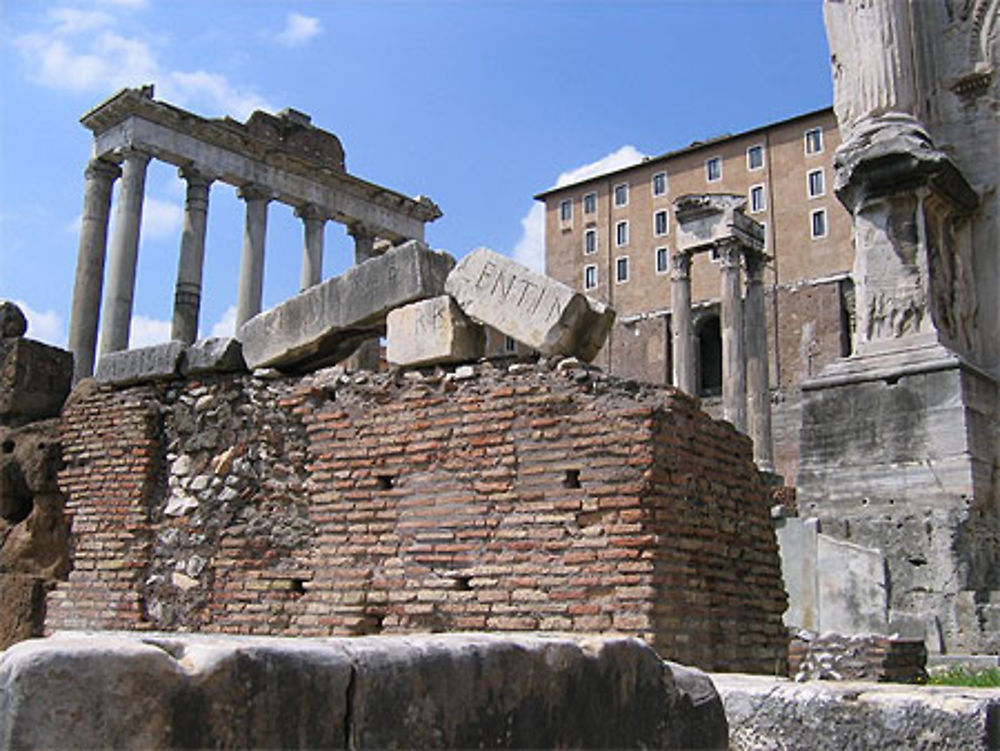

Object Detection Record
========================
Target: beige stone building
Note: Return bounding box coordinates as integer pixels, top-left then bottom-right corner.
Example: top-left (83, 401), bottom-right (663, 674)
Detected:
top-left (535, 107), bottom-right (853, 481)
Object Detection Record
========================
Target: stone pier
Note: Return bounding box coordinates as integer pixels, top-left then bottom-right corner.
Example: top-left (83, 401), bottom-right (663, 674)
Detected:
top-left (68, 86), bottom-right (441, 381)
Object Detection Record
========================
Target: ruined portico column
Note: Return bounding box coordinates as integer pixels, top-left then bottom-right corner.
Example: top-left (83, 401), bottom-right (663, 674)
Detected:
top-left (171, 167), bottom-right (212, 344)
top-left (69, 158), bottom-right (121, 382)
top-left (670, 250), bottom-right (695, 394)
top-left (99, 147), bottom-right (151, 355)
top-left (719, 240), bottom-right (747, 432)
top-left (235, 185), bottom-right (271, 330)
top-left (296, 203), bottom-right (326, 291)
top-left (345, 222), bottom-right (381, 371)
top-left (744, 250), bottom-right (774, 471)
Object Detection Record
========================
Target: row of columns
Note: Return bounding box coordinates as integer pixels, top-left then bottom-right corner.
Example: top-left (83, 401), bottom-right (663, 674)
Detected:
top-left (670, 242), bottom-right (774, 472)
top-left (68, 152), bottom-right (380, 383)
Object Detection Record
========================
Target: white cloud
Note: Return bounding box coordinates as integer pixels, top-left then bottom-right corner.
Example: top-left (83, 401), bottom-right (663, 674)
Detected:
top-left (13, 10), bottom-right (273, 118)
top-left (512, 203), bottom-right (546, 272)
top-left (209, 305), bottom-right (237, 338)
top-left (510, 145), bottom-right (648, 274)
top-left (164, 70), bottom-right (271, 120)
top-left (140, 197), bottom-right (183, 239)
top-left (275, 13), bottom-right (322, 47)
top-left (129, 314), bottom-right (171, 347)
top-left (48, 8), bottom-right (115, 35)
top-left (13, 300), bottom-right (65, 347)
top-left (98, 0), bottom-right (150, 7)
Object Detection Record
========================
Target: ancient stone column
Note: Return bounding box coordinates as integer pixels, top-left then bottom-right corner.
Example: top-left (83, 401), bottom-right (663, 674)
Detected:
top-left (670, 250), bottom-right (695, 394)
top-left (296, 203), bottom-right (326, 291)
top-left (235, 185), bottom-right (271, 330)
top-left (719, 240), bottom-right (746, 432)
top-left (345, 222), bottom-right (381, 371)
top-left (744, 250), bottom-right (774, 472)
top-left (171, 167), bottom-right (212, 344)
top-left (99, 147), bottom-right (151, 355)
top-left (68, 158), bottom-right (121, 382)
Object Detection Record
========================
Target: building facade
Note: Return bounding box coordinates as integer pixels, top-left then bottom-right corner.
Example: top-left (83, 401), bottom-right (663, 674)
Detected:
top-left (536, 108), bottom-right (853, 482)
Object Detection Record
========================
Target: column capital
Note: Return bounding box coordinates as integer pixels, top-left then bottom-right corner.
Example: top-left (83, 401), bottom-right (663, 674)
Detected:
top-left (85, 158), bottom-right (121, 183)
top-left (112, 145), bottom-right (152, 165)
top-left (347, 221), bottom-right (376, 240)
top-left (295, 203), bottom-right (327, 222)
top-left (717, 239), bottom-right (743, 269)
top-left (178, 165), bottom-right (215, 188)
top-left (743, 250), bottom-right (771, 282)
top-left (237, 183), bottom-right (274, 202)
top-left (670, 249), bottom-right (691, 279)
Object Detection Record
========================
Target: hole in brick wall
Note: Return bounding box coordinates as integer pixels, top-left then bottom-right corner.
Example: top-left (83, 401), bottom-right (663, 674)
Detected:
top-left (1, 440), bottom-right (13, 454)
top-left (453, 575), bottom-right (472, 591)
top-left (563, 469), bottom-right (581, 489)
top-left (376, 475), bottom-right (394, 490)
top-left (288, 578), bottom-right (307, 595)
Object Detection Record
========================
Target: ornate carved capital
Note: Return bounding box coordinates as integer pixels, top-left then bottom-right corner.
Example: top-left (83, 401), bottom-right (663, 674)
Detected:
top-left (670, 250), bottom-right (691, 279)
top-left (84, 158), bottom-right (121, 184)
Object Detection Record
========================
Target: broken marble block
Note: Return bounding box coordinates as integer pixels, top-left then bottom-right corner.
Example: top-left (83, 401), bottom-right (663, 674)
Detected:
top-left (386, 295), bottom-right (485, 366)
top-left (239, 240), bottom-right (455, 371)
top-left (180, 337), bottom-right (246, 376)
top-left (444, 247), bottom-right (614, 362)
top-left (95, 342), bottom-right (185, 386)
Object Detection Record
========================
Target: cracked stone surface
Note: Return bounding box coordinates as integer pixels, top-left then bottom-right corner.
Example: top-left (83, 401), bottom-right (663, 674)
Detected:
top-left (0, 632), bottom-right (726, 750)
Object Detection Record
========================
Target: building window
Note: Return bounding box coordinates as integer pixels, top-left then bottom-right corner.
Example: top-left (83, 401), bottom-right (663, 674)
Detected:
top-left (805, 127), bottom-right (823, 155)
top-left (504, 335), bottom-right (517, 353)
top-left (654, 209), bottom-right (669, 236)
top-left (655, 246), bottom-right (669, 274)
top-left (614, 183), bottom-right (629, 207)
top-left (584, 264), bottom-right (597, 290)
top-left (811, 208), bottom-right (827, 239)
top-left (616, 256), bottom-right (629, 284)
top-left (747, 144), bottom-right (764, 171)
top-left (615, 220), bottom-right (629, 247)
top-left (583, 228), bottom-right (597, 255)
top-left (706, 157), bottom-right (722, 182)
top-left (559, 199), bottom-right (572, 223)
top-left (749, 184), bottom-right (766, 213)
top-left (583, 191), bottom-right (597, 215)
top-left (652, 171), bottom-right (667, 196)
top-left (808, 168), bottom-right (825, 198)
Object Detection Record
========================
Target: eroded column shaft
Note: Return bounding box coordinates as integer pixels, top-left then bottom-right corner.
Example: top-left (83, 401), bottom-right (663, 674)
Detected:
top-left (745, 252), bottom-right (774, 471)
top-left (171, 168), bottom-right (212, 344)
top-left (720, 241), bottom-right (747, 432)
top-left (99, 148), bottom-right (150, 355)
top-left (670, 250), bottom-right (695, 394)
top-left (235, 185), bottom-right (270, 330)
top-left (69, 158), bottom-right (120, 382)
top-left (297, 204), bottom-right (326, 291)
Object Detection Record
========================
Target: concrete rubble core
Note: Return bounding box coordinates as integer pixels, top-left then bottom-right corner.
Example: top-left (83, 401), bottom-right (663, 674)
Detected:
top-left (0, 632), bottom-right (727, 750)
top-left (445, 247), bottom-right (615, 363)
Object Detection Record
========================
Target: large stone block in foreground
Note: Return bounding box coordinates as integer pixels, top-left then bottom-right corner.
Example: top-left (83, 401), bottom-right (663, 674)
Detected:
top-left (0, 632), bottom-right (726, 750)
top-left (445, 247), bottom-right (614, 362)
top-left (386, 295), bottom-right (484, 366)
top-left (240, 240), bottom-right (455, 371)
top-left (715, 673), bottom-right (1000, 751)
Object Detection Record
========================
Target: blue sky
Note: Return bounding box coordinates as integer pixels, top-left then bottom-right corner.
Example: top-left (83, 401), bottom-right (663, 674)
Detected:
top-left (0, 0), bottom-right (832, 348)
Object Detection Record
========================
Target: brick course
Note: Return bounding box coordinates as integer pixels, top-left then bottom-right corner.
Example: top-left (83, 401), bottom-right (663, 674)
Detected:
top-left (47, 361), bottom-right (787, 673)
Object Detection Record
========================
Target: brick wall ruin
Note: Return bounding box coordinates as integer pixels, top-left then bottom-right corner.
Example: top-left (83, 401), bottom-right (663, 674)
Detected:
top-left (46, 360), bottom-right (788, 673)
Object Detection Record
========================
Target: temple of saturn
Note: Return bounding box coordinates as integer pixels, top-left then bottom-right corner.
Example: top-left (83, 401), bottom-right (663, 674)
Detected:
top-left (68, 85), bottom-right (442, 383)
top-left (670, 194), bottom-right (774, 474)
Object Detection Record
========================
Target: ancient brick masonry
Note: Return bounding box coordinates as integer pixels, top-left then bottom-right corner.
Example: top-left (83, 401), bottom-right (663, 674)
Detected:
top-left (47, 360), bottom-right (787, 673)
